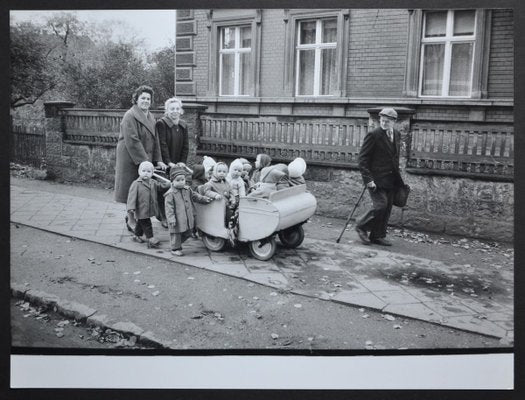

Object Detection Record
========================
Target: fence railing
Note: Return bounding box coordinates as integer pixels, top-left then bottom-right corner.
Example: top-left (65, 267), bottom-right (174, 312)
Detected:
top-left (10, 123), bottom-right (46, 168)
top-left (198, 115), bottom-right (370, 167)
top-left (407, 122), bottom-right (514, 179)
top-left (61, 109), bottom-right (164, 146)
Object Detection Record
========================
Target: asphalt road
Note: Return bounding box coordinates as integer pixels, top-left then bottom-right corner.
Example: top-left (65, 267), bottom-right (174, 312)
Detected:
top-left (11, 224), bottom-right (506, 350)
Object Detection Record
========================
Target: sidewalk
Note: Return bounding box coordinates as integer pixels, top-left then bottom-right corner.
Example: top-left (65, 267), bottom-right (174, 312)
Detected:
top-left (10, 178), bottom-right (514, 341)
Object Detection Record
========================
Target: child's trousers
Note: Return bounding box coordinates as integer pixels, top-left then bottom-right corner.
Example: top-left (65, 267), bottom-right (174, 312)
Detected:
top-left (135, 218), bottom-right (153, 239)
top-left (170, 230), bottom-right (192, 250)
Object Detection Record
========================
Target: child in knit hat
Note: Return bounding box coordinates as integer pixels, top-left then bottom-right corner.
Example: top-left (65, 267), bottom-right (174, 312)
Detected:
top-left (288, 157), bottom-right (307, 186)
top-left (127, 161), bottom-right (170, 248)
top-left (164, 166), bottom-right (214, 256)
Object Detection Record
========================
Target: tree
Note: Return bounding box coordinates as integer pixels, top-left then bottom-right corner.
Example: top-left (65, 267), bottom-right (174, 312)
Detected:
top-left (10, 23), bottom-right (57, 108)
top-left (70, 42), bottom-right (149, 109)
top-left (148, 45), bottom-right (175, 104)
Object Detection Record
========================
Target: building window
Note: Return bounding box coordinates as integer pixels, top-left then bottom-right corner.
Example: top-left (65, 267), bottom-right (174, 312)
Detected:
top-left (284, 9), bottom-right (349, 98)
top-left (219, 25), bottom-right (253, 96)
top-left (405, 9), bottom-right (491, 99)
top-left (206, 10), bottom-right (261, 98)
top-left (419, 10), bottom-right (476, 97)
top-left (295, 18), bottom-right (338, 96)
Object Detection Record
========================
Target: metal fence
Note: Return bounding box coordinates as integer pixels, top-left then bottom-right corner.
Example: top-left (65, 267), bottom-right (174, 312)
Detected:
top-left (10, 121), bottom-right (46, 168)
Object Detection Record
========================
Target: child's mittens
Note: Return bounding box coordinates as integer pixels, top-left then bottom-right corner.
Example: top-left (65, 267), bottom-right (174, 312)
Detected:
top-left (205, 196), bottom-right (213, 203)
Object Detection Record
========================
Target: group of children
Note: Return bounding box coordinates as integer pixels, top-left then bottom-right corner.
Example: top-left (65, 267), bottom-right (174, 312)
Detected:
top-left (126, 154), bottom-right (307, 256)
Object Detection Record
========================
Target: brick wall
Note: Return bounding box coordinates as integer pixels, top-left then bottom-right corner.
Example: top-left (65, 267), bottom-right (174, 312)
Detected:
top-left (193, 10), bottom-right (209, 97)
top-left (346, 9), bottom-right (408, 97)
top-left (487, 9), bottom-right (514, 99)
top-left (259, 9), bottom-right (286, 98)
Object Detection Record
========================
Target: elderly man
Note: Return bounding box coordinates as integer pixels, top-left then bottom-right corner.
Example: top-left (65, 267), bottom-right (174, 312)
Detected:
top-left (355, 108), bottom-right (404, 246)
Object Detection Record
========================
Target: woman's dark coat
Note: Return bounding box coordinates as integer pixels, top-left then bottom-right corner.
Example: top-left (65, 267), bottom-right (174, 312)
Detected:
top-left (114, 105), bottom-right (162, 203)
top-left (156, 117), bottom-right (189, 165)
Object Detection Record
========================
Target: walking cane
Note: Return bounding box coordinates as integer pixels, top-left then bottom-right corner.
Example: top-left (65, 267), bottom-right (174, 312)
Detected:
top-left (336, 185), bottom-right (367, 243)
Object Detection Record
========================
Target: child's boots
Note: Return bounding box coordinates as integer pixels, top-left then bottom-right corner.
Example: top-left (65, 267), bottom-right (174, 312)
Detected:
top-left (147, 237), bottom-right (160, 248)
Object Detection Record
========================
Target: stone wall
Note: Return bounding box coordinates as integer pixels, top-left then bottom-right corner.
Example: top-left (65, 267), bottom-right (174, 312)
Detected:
top-left (43, 102), bottom-right (207, 185)
top-left (303, 166), bottom-right (513, 242)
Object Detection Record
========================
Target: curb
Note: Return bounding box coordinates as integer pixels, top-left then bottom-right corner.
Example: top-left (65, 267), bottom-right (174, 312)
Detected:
top-left (11, 283), bottom-right (171, 349)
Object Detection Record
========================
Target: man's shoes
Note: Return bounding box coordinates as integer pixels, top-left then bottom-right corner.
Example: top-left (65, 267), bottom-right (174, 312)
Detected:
top-left (370, 237), bottom-right (392, 246)
top-left (171, 249), bottom-right (183, 256)
top-left (355, 227), bottom-right (371, 245)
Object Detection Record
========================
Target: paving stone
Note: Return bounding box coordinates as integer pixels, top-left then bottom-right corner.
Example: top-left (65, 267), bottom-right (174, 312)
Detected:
top-left (247, 272), bottom-right (290, 289)
top-left (139, 331), bottom-right (167, 348)
top-left (11, 282), bottom-right (30, 298)
top-left (86, 313), bottom-right (113, 328)
top-left (357, 278), bottom-right (404, 292)
top-left (423, 300), bottom-right (476, 318)
top-left (55, 299), bottom-right (97, 321)
top-left (443, 316), bottom-right (507, 338)
top-left (205, 262), bottom-right (250, 278)
top-left (332, 291), bottom-right (386, 310)
top-left (373, 289), bottom-right (422, 305)
top-left (112, 321), bottom-right (145, 336)
top-left (405, 288), bottom-right (444, 303)
top-left (383, 303), bottom-right (442, 323)
top-left (25, 289), bottom-right (61, 308)
top-left (459, 298), bottom-right (512, 315)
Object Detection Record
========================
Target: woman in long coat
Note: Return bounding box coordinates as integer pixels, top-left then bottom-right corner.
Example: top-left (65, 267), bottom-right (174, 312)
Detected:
top-left (114, 85), bottom-right (167, 204)
top-left (156, 97), bottom-right (189, 168)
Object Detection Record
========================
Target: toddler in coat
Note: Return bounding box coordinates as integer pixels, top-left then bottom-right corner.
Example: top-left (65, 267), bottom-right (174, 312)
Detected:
top-left (127, 161), bottom-right (170, 248)
top-left (164, 166), bottom-right (213, 256)
top-left (226, 159), bottom-right (246, 199)
top-left (202, 162), bottom-right (237, 239)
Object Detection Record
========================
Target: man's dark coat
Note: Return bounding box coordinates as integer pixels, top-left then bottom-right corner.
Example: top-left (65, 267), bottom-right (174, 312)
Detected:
top-left (358, 126), bottom-right (403, 189)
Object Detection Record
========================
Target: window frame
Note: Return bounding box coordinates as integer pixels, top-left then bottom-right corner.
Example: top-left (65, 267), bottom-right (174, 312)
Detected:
top-left (418, 10), bottom-right (477, 98)
top-left (206, 10), bottom-right (261, 98)
top-left (295, 18), bottom-right (338, 97)
top-left (404, 9), bottom-right (492, 99)
top-left (284, 9), bottom-right (349, 98)
top-left (218, 25), bottom-right (253, 96)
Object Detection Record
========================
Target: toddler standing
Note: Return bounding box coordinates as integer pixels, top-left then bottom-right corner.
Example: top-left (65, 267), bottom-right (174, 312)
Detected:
top-left (127, 161), bottom-right (170, 248)
top-left (164, 166), bottom-right (213, 256)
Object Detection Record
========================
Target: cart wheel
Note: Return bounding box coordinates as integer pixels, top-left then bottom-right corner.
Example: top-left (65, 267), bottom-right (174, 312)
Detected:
top-left (278, 225), bottom-right (305, 248)
top-left (248, 237), bottom-right (276, 261)
top-left (202, 235), bottom-right (226, 252)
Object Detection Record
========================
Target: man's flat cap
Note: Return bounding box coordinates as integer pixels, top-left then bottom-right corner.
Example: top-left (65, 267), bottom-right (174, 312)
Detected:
top-left (379, 107), bottom-right (398, 120)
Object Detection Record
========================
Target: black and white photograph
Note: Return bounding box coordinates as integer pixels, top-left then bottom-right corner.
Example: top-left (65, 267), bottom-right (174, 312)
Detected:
top-left (7, 3), bottom-right (517, 391)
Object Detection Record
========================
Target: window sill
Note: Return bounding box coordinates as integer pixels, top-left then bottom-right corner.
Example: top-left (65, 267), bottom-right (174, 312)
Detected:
top-left (195, 96), bottom-right (514, 107)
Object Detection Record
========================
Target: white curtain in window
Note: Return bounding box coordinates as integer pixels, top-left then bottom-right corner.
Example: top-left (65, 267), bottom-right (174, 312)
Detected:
top-left (425, 11), bottom-right (447, 37)
top-left (239, 52), bottom-right (252, 95)
top-left (322, 18), bottom-right (337, 43)
top-left (449, 43), bottom-right (473, 96)
top-left (453, 10), bottom-right (475, 36)
top-left (221, 53), bottom-right (235, 95)
top-left (300, 21), bottom-right (316, 44)
top-left (321, 48), bottom-right (337, 95)
top-left (298, 50), bottom-right (315, 95)
top-left (421, 44), bottom-right (444, 95)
